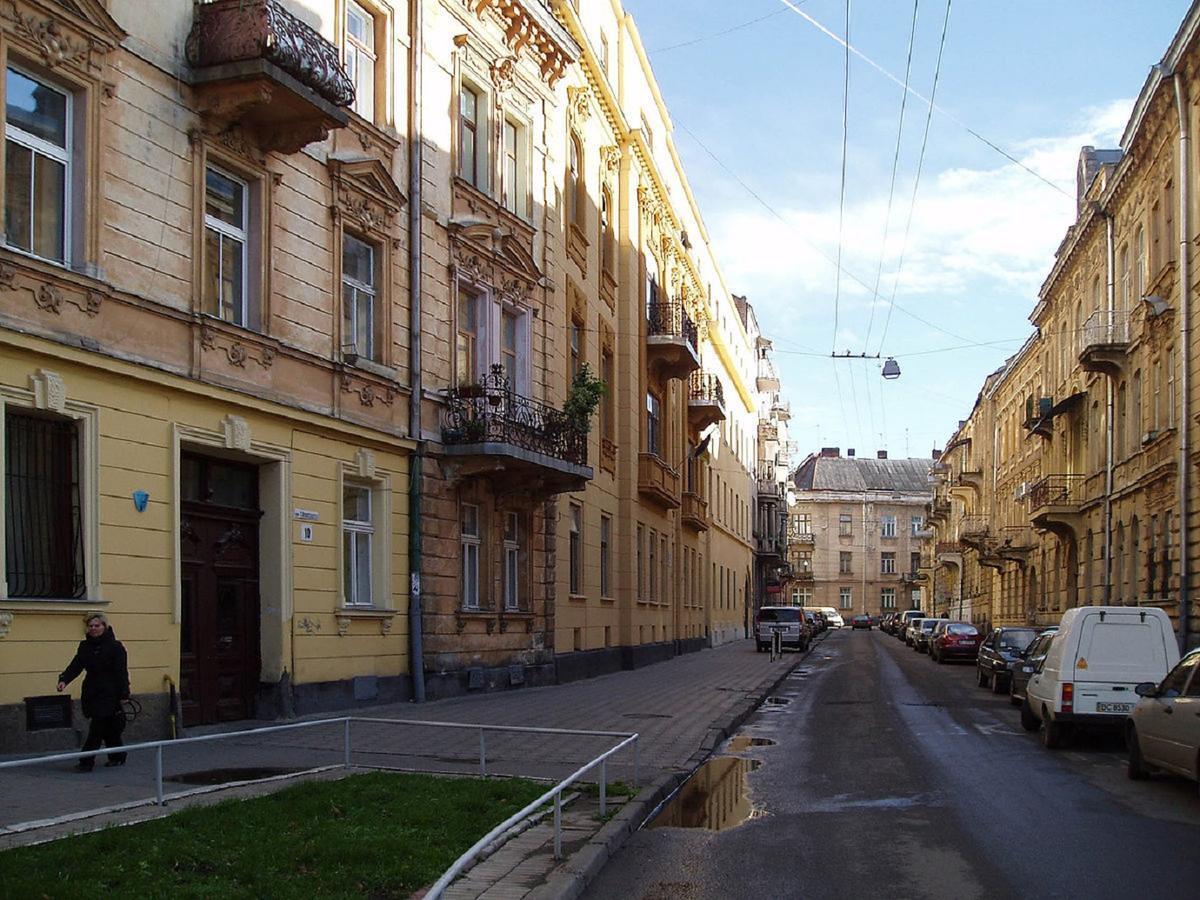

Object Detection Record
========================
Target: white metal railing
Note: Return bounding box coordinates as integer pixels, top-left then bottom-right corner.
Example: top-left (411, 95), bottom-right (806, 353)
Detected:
top-left (1081, 308), bottom-right (1130, 352)
top-left (0, 716), bottom-right (639, 895)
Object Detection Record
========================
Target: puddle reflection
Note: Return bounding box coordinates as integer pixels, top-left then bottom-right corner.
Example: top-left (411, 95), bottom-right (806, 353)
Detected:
top-left (651, 756), bottom-right (760, 831)
top-left (726, 735), bottom-right (776, 752)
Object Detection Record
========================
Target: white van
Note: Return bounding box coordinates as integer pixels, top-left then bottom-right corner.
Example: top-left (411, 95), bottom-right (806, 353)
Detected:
top-left (820, 608), bottom-right (845, 628)
top-left (1022, 606), bottom-right (1180, 748)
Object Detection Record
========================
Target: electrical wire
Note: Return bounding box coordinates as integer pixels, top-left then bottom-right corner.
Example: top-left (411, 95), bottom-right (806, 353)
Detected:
top-left (864, 0), bottom-right (919, 349)
top-left (831, 0), bottom-right (851, 354)
top-left (774, 0), bottom-right (1069, 199)
top-left (877, 0), bottom-right (952, 353)
top-left (648, 6), bottom-right (795, 54)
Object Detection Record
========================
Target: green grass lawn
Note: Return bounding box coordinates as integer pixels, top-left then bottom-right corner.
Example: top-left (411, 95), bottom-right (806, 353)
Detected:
top-left (0, 772), bottom-right (547, 899)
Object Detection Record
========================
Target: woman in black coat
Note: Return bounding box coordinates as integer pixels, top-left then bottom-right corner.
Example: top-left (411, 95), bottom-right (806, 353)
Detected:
top-left (57, 613), bottom-right (130, 771)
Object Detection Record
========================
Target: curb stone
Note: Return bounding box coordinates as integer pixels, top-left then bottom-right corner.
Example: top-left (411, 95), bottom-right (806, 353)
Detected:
top-left (528, 636), bottom-right (822, 899)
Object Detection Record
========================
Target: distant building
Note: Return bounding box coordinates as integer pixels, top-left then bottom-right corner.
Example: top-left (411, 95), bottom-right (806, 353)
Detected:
top-left (787, 449), bottom-right (935, 617)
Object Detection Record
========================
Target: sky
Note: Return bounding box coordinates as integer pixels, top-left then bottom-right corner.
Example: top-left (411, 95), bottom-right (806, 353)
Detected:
top-left (621, 0), bottom-right (1193, 462)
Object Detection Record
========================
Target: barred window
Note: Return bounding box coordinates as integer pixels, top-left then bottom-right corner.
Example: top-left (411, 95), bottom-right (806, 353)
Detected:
top-left (4, 410), bottom-right (84, 598)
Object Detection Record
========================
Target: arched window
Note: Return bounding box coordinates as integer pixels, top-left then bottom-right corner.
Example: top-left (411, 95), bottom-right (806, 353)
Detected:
top-left (567, 134), bottom-right (584, 230)
top-left (1130, 369), bottom-right (1142, 449)
top-left (1135, 225), bottom-right (1146, 299)
top-left (1114, 521), bottom-right (1125, 604)
top-left (601, 185), bottom-right (615, 275)
top-left (1115, 382), bottom-right (1127, 459)
top-left (1130, 515), bottom-right (1140, 602)
top-left (1119, 245), bottom-right (1130, 311)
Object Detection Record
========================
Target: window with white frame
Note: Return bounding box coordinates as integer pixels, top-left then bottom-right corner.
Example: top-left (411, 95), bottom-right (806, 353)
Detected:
top-left (344, 0), bottom-right (376, 120)
top-left (461, 502), bottom-right (480, 609)
top-left (839, 587), bottom-right (852, 610)
top-left (881, 514), bottom-right (897, 538)
top-left (503, 511), bottom-right (520, 611)
top-left (342, 483), bottom-right (374, 606)
top-left (342, 233), bottom-right (377, 361)
top-left (203, 166), bottom-right (248, 326)
top-left (502, 117), bottom-right (529, 219)
top-left (600, 514), bottom-right (611, 598)
top-left (458, 81), bottom-right (484, 189)
top-left (882, 588), bottom-right (897, 609)
top-left (838, 512), bottom-right (853, 536)
top-left (569, 503), bottom-right (582, 595)
top-left (456, 286), bottom-right (479, 385)
top-left (567, 133), bottom-right (584, 231)
top-left (911, 588), bottom-right (921, 608)
top-left (796, 588), bottom-right (812, 606)
top-left (646, 391), bottom-right (661, 456)
top-left (911, 515), bottom-right (923, 536)
top-left (4, 67), bottom-right (70, 264)
top-left (881, 552), bottom-right (896, 575)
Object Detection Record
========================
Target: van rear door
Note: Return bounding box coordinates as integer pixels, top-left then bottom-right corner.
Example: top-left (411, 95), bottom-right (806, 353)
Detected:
top-left (1071, 610), bottom-right (1174, 714)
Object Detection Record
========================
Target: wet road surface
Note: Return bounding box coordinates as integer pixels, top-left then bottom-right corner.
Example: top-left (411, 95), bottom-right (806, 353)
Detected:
top-left (583, 628), bottom-right (1200, 899)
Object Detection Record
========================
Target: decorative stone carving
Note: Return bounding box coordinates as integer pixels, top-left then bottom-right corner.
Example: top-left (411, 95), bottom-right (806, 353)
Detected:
top-left (222, 414), bottom-right (252, 451)
top-left (4, 7), bottom-right (94, 70)
top-left (600, 144), bottom-right (621, 177)
top-left (30, 369), bottom-right (66, 413)
top-left (490, 55), bottom-right (517, 94)
top-left (380, 616), bottom-right (393, 636)
top-left (567, 85), bottom-right (591, 125)
top-left (0, 263), bottom-right (16, 289)
top-left (0, 611), bottom-right (11, 638)
top-left (296, 616), bottom-right (321, 634)
top-left (355, 447), bottom-right (376, 479)
top-left (199, 325), bottom-right (275, 369)
top-left (341, 374), bottom-right (395, 408)
top-left (35, 284), bottom-right (63, 314)
top-left (336, 616), bottom-right (351, 636)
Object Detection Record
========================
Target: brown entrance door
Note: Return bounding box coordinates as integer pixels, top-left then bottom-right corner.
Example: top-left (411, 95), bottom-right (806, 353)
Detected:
top-left (179, 454), bottom-right (261, 727)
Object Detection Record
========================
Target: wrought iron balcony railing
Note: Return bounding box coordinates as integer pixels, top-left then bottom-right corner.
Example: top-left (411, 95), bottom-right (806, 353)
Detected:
top-left (187, 0), bottom-right (356, 109)
top-left (689, 371), bottom-right (725, 406)
top-left (1027, 474), bottom-right (1084, 510)
top-left (442, 366), bottom-right (586, 465)
top-left (1080, 308), bottom-right (1131, 353)
top-left (647, 299), bottom-right (698, 351)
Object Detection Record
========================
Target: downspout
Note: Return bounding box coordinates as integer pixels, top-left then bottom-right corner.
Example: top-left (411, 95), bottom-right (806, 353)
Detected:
top-left (407, 0), bottom-right (426, 702)
top-left (1104, 211), bottom-right (1115, 604)
top-left (1164, 65), bottom-right (1192, 651)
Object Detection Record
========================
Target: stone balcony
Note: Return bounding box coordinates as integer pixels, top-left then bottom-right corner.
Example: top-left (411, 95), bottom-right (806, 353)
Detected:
top-left (646, 299), bottom-right (700, 383)
top-left (1078, 309), bottom-right (1131, 379)
top-left (681, 491), bottom-right (710, 532)
top-left (441, 367), bottom-right (592, 494)
top-left (638, 452), bottom-right (681, 509)
top-left (186, 0), bottom-right (354, 153)
top-left (1027, 474), bottom-right (1084, 539)
top-left (688, 372), bottom-right (727, 431)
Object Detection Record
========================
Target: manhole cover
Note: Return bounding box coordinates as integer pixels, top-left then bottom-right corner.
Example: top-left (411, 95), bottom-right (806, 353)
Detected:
top-left (167, 767), bottom-right (300, 786)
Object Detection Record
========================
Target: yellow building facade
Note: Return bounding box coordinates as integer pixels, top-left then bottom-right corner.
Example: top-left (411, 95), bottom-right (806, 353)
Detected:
top-left (928, 4), bottom-right (1200, 649)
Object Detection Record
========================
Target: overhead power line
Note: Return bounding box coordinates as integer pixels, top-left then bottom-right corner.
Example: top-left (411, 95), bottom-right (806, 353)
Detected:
top-left (774, 0), bottom-right (1070, 199)
top-left (648, 6), bottom-right (795, 54)
top-left (831, 0), bottom-right (851, 353)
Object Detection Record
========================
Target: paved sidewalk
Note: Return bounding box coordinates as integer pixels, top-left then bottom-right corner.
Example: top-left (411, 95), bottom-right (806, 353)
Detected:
top-left (0, 636), bottom-right (815, 896)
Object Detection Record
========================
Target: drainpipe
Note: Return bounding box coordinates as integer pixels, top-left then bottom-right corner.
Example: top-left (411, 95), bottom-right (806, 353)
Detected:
top-left (1161, 64), bottom-right (1192, 651)
top-left (1104, 212), bottom-right (1115, 604)
top-left (407, 0), bottom-right (426, 702)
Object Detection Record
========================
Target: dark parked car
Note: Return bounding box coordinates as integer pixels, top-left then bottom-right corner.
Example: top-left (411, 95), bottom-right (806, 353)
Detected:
top-left (930, 621), bottom-right (983, 662)
top-left (1008, 630), bottom-right (1058, 706)
top-left (880, 613), bottom-right (896, 633)
top-left (851, 614), bottom-right (872, 630)
top-left (976, 627), bottom-right (1040, 692)
top-left (912, 618), bottom-right (940, 652)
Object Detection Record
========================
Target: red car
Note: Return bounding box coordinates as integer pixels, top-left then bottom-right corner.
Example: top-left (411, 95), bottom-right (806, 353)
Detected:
top-left (931, 622), bottom-right (983, 663)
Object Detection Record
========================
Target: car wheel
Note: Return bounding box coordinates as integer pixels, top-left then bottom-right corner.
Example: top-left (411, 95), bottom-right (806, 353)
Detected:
top-left (977, 668), bottom-right (988, 687)
top-left (1009, 688), bottom-right (1022, 708)
top-left (756, 643), bottom-right (765, 653)
top-left (935, 651), bottom-right (945, 664)
top-left (1042, 711), bottom-right (1068, 749)
top-left (991, 673), bottom-right (1007, 695)
top-left (1127, 726), bottom-right (1150, 781)
top-left (1020, 697), bottom-right (1039, 732)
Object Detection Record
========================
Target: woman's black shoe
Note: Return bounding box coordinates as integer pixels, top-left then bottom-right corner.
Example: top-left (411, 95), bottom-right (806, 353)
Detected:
top-left (103, 758), bottom-right (126, 767)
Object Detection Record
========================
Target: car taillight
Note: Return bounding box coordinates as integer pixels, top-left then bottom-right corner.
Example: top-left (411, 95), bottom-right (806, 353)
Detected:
top-left (1061, 682), bottom-right (1074, 713)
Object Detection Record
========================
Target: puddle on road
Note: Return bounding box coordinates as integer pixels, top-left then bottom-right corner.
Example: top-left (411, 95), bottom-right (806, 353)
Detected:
top-left (651, 756), bottom-right (761, 831)
top-left (167, 766), bottom-right (301, 786)
top-left (726, 735), bottom-right (776, 752)
top-left (762, 696), bottom-right (791, 707)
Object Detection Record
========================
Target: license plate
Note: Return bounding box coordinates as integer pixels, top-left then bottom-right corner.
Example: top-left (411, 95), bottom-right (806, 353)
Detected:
top-left (1096, 702), bottom-right (1133, 714)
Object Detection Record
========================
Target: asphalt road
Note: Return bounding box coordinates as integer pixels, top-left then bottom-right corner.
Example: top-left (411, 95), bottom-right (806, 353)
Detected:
top-left (583, 628), bottom-right (1200, 900)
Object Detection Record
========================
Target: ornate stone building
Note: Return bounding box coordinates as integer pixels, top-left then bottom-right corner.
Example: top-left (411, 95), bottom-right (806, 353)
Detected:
top-left (928, 2), bottom-right (1200, 649)
top-left (788, 450), bottom-right (934, 618)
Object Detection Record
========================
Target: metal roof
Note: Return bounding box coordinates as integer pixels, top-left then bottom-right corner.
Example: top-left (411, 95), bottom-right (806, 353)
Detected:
top-left (793, 455), bottom-right (936, 494)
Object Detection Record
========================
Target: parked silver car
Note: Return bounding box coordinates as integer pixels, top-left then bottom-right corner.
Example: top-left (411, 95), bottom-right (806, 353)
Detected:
top-left (1127, 648), bottom-right (1200, 787)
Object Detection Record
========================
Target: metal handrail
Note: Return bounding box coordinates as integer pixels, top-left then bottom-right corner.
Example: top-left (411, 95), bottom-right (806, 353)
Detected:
top-left (0, 715), bottom-right (640, 894)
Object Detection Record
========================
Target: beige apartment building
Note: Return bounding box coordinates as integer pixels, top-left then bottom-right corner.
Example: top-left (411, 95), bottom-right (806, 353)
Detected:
top-left (0, 0), bottom-right (774, 751)
top-left (927, 2), bottom-right (1200, 650)
top-left (788, 450), bottom-right (933, 618)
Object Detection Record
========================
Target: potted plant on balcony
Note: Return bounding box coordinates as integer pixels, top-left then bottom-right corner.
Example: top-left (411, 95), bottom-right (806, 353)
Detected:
top-left (562, 364), bottom-right (607, 435)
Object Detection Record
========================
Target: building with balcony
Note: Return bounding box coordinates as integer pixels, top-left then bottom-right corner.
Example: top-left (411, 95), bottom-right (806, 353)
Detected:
top-left (926, 1), bottom-right (1200, 648)
top-left (787, 448), bottom-right (935, 617)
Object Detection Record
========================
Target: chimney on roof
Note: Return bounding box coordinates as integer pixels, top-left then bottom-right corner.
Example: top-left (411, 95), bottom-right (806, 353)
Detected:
top-left (847, 448), bottom-right (855, 457)
top-left (820, 447), bottom-right (840, 458)
top-left (932, 448), bottom-right (942, 458)
top-left (877, 450), bottom-right (888, 460)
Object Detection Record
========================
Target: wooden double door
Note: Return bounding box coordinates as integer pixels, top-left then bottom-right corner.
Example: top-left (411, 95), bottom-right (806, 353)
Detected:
top-left (179, 454), bottom-right (261, 727)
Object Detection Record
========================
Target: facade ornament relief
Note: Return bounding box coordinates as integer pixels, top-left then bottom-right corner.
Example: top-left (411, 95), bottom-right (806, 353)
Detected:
top-left (35, 283), bottom-right (62, 314)
top-left (600, 144), bottom-right (621, 177)
top-left (490, 54), bottom-right (517, 94)
top-left (567, 85), bottom-right (592, 125)
top-left (296, 617), bottom-right (321, 634)
top-left (200, 325), bottom-right (275, 369)
top-left (355, 447), bottom-right (376, 479)
top-left (0, 611), bottom-right (11, 638)
top-left (341, 374), bottom-right (395, 408)
top-left (30, 369), bottom-right (66, 413)
top-left (222, 414), bottom-right (252, 451)
top-left (0, 262), bottom-right (14, 289)
top-left (336, 616), bottom-right (351, 636)
top-left (380, 616), bottom-right (393, 635)
top-left (3, 6), bottom-right (96, 71)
